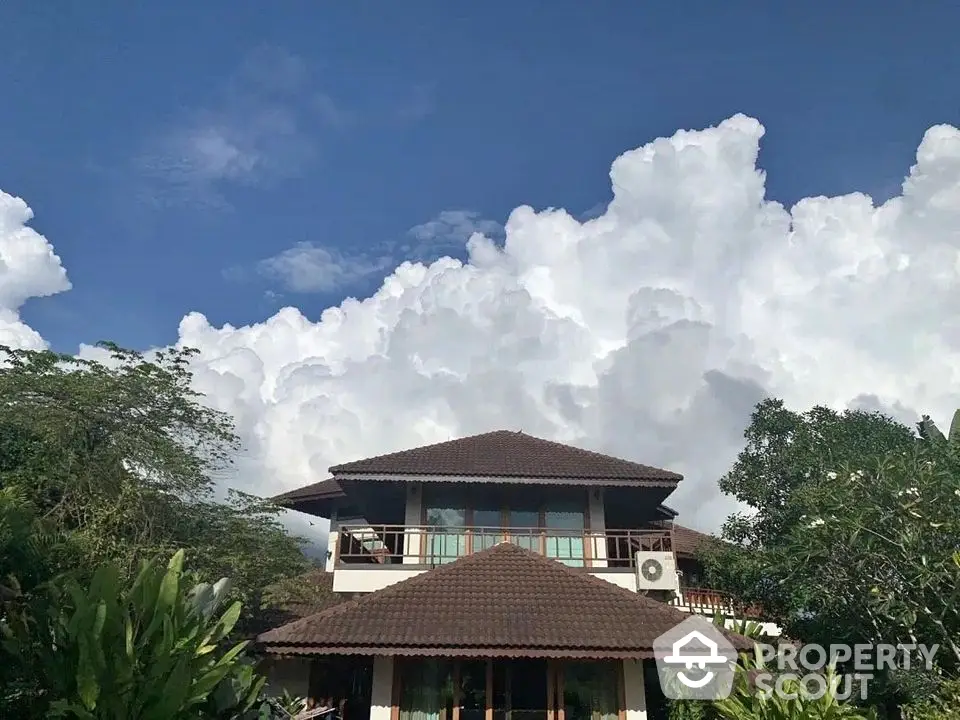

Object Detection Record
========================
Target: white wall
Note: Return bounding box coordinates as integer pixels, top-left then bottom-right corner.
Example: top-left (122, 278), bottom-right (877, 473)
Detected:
top-left (333, 566), bottom-right (426, 593)
top-left (370, 656), bottom-right (394, 720)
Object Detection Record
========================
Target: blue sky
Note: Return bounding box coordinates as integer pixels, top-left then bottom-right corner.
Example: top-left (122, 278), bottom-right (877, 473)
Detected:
top-left (3, 1), bottom-right (958, 354)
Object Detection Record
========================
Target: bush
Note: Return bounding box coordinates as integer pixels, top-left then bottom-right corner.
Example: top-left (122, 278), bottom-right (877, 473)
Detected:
top-left (1, 550), bottom-right (270, 719)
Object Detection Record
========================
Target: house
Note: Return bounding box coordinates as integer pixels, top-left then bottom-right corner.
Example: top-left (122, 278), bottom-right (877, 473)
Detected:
top-left (258, 430), bottom-right (767, 720)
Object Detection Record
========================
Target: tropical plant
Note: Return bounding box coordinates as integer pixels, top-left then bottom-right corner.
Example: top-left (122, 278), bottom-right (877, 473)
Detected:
top-left (1, 549), bottom-right (269, 719)
top-left (711, 652), bottom-right (877, 720)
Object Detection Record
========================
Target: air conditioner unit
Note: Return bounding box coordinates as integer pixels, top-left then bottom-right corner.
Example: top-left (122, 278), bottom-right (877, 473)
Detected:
top-left (635, 551), bottom-right (680, 593)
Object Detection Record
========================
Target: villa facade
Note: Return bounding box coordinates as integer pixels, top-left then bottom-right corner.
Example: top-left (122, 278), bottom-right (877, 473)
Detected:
top-left (259, 431), bottom-right (769, 720)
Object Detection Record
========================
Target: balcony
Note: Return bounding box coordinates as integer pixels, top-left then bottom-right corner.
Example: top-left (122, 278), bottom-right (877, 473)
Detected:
top-left (669, 587), bottom-right (765, 621)
top-left (333, 523), bottom-right (672, 569)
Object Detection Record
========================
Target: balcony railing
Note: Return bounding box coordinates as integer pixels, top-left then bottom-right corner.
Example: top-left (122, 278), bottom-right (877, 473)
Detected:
top-left (334, 523), bottom-right (672, 569)
top-left (669, 587), bottom-right (764, 620)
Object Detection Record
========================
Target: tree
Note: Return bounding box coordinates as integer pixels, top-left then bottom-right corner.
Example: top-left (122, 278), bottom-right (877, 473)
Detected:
top-left (784, 442), bottom-right (960, 666)
top-left (716, 399), bottom-right (916, 549)
top-left (704, 399), bottom-right (960, 711)
top-left (705, 400), bottom-right (917, 622)
top-left (0, 343), bottom-right (308, 624)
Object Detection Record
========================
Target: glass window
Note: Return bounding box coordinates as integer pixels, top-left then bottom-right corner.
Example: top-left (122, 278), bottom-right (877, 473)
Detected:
top-left (399, 659), bottom-right (456, 720)
top-left (507, 506), bottom-right (540, 553)
top-left (459, 660), bottom-right (487, 720)
top-left (544, 499), bottom-right (586, 567)
top-left (424, 489), bottom-right (467, 564)
top-left (473, 506), bottom-right (504, 551)
top-left (560, 662), bottom-right (620, 720)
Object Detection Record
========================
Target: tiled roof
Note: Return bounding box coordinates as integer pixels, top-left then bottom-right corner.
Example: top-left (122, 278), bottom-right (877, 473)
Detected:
top-left (672, 524), bottom-right (723, 558)
top-left (329, 430), bottom-right (682, 485)
top-left (273, 478), bottom-right (345, 504)
top-left (258, 543), bottom-right (749, 658)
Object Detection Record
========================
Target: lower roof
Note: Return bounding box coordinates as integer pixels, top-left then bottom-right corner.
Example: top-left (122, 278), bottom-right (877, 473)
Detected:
top-left (258, 542), bottom-right (750, 659)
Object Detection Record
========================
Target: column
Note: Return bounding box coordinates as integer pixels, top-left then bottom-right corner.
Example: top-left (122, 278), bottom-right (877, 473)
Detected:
top-left (370, 656), bottom-right (395, 720)
top-left (622, 659), bottom-right (648, 720)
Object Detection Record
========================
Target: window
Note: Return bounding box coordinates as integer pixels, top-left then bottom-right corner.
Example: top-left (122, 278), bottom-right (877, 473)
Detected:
top-left (543, 500), bottom-right (586, 567)
top-left (398, 659), bottom-right (455, 720)
top-left (424, 488), bottom-right (468, 564)
top-left (419, 488), bottom-right (589, 564)
top-left (559, 662), bottom-right (620, 720)
top-left (397, 659), bottom-right (622, 720)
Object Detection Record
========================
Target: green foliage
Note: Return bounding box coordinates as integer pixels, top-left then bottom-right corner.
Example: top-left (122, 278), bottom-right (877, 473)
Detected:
top-left (706, 398), bottom-right (960, 713)
top-left (902, 675), bottom-right (960, 719)
top-left (1, 550), bottom-right (270, 719)
top-left (917, 410), bottom-right (960, 449)
top-left (786, 452), bottom-right (960, 667)
top-left (716, 399), bottom-right (916, 549)
top-left (712, 663), bottom-right (877, 719)
top-left (713, 613), bottom-right (774, 643)
top-left (0, 487), bottom-right (55, 598)
top-left (0, 343), bottom-right (308, 622)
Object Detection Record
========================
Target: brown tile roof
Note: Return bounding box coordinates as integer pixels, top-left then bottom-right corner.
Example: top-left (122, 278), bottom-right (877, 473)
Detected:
top-left (273, 478), bottom-right (345, 504)
top-left (672, 524), bottom-right (724, 558)
top-left (329, 430), bottom-right (682, 486)
top-left (258, 542), bottom-right (749, 658)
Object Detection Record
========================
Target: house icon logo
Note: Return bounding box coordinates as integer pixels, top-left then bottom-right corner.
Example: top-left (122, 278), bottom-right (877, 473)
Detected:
top-left (653, 615), bottom-right (737, 700)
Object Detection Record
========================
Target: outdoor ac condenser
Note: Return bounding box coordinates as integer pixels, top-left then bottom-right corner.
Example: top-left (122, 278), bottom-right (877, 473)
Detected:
top-left (634, 551), bottom-right (680, 593)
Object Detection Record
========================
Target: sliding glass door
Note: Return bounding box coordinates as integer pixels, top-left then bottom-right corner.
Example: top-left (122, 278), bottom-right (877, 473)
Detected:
top-left (398, 659), bottom-right (454, 720)
top-left (543, 500), bottom-right (586, 567)
top-left (420, 487), bottom-right (588, 564)
top-left (507, 506), bottom-right (540, 553)
top-left (425, 505), bottom-right (467, 565)
top-left (397, 659), bottom-right (623, 720)
top-left (472, 507), bottom-right (504, 552)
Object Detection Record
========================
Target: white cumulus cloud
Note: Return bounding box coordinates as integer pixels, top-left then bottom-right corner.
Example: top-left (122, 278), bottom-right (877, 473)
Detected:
top-left (0, 191), bottom-right (71, 349)
top-left (12, 113), bottom-right (960, 534)
top-left (171, 114), bottom-right (960, 531)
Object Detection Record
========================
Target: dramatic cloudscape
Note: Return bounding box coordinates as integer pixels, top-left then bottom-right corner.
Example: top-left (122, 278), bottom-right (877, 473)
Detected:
top-left (3, 2), bottom-right (960, 540)
top-left (4, 114), bottom-right (960, 531)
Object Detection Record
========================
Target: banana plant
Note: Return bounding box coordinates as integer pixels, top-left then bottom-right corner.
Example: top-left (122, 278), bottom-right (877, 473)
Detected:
top-left (2, 550), bottom-right (267, 719)
top-left (918, 409), bottom-right (960, 448)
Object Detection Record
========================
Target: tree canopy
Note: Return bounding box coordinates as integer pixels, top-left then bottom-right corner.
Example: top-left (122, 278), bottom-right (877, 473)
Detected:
top-left (0, 342), bottom-right (308, 621)
top-left (705, 398), bottom-right (960, 712)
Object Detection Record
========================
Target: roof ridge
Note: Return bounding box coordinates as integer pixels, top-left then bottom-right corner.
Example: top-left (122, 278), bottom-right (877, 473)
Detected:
top-left (328, 429), bottom-right (509, 470)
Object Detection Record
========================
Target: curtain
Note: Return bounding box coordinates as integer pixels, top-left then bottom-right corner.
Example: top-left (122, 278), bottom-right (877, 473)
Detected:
top-left (399, 659), bottom-right (455, 720)
top-left (561, 662), bottom-right (619, 720)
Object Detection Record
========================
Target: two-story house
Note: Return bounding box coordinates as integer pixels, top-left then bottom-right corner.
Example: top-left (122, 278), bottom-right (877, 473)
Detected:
top-left (258, 431), bottom-right (765, 720)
